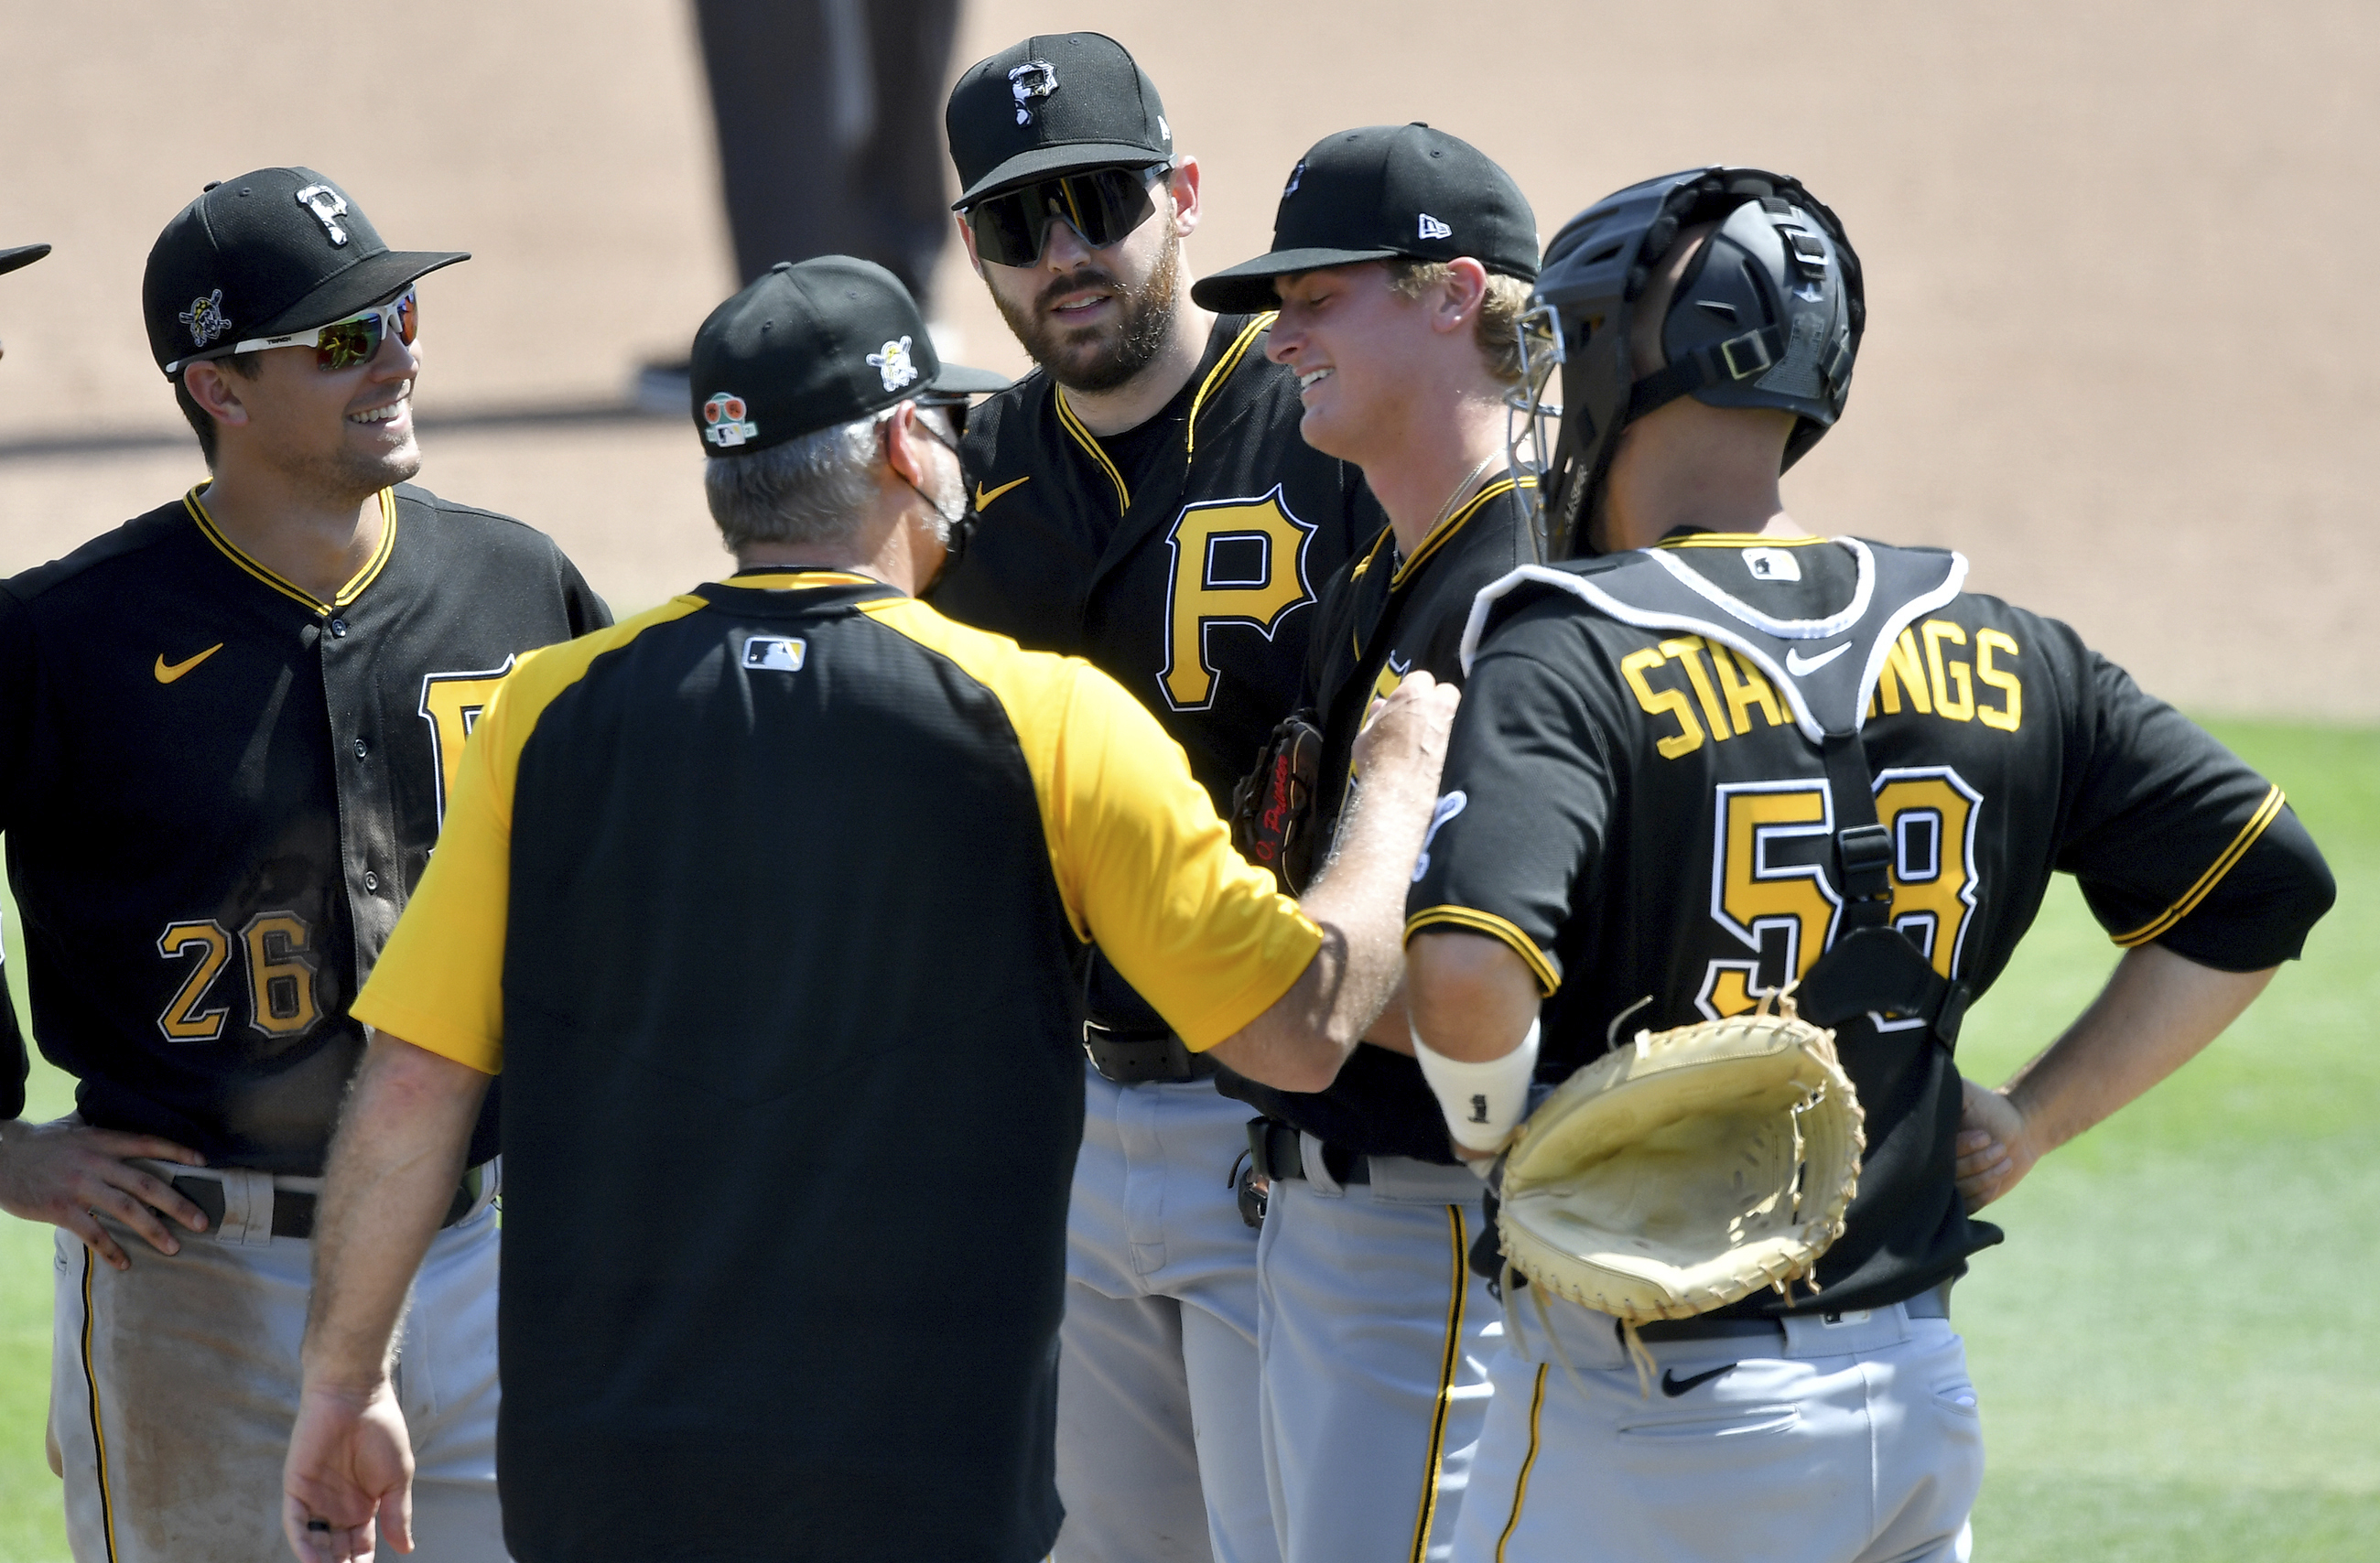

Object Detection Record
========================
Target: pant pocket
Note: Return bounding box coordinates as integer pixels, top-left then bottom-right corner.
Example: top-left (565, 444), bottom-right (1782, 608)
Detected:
top-left (1616, 1404), bottom-right (1801, 1440)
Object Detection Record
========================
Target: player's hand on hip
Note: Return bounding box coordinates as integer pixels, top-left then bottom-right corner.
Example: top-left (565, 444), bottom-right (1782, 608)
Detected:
top-left (0, 1117), bottom-right (209, 1267)
top-left (1351, 671), bottom-right (1459, 787)
top-left (1953, 1076), bottom-right (2039, 1213)
top-left (285, 1380), bottom-right (416, 1563)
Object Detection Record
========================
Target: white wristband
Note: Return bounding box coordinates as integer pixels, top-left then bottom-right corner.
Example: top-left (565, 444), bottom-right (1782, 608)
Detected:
top-left (1412, 1019), bottom-right (1540, 1154)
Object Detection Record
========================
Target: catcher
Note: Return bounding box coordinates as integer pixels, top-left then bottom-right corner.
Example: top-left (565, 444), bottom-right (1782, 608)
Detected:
top-left (1401, 167), bottom-right (2335, 1562)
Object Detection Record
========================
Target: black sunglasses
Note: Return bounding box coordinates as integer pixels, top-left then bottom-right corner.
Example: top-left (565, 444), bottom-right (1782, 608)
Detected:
top-left (965, 165), bottom-right (1170, 268)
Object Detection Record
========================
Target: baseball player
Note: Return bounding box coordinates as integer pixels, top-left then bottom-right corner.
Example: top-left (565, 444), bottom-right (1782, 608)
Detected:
top-left (1188, 125), bottom-right (1542, 1563)
top-left (0, 237), bottom-right (49, 1092)
top-left (277, 255), bottom-right (1458, 1563)
top-left (1400, 167), bottom-right (2336, 1562)
top-left (0, 168), bottom-right (608, 1563)
top-left (932, 35), bottom-right (1385, 1563)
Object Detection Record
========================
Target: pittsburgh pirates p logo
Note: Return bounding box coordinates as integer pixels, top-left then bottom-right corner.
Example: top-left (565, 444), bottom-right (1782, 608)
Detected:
top-left (419, 658), bottom-right (517, 825)
top-left (1159, 488), bottom-right (1318, 711)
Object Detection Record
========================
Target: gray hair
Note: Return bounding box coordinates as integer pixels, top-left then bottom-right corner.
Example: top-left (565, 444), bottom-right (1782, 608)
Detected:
top-left (703, 404), bottom-right (958, 554)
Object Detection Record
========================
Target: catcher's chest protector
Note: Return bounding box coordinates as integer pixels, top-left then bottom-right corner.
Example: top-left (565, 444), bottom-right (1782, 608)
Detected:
top-left (1462, 536), bottom-right (1974, 1037)
top-left (1463, 535), bottom-right (2008, 1317)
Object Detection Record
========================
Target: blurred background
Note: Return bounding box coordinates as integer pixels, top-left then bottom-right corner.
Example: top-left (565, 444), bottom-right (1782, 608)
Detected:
top-left (1, 5), bottom-right (2375, 1561)
top-left (2, 0), bottom-right (2375, 715)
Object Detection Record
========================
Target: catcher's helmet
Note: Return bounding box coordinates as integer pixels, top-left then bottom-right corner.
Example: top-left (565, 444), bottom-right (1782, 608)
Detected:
top-left (1518, 167), bottom-right (1863, 558)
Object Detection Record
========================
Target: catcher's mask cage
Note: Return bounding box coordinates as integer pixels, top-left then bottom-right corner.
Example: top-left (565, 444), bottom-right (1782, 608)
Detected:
top-left (1511, 167), bottom-right (1865, 560)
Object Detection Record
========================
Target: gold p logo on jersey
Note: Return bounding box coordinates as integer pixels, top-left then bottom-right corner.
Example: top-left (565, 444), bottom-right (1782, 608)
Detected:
top-left (419, 658), bottom-right (518, 825)
top-left (1159, 488), bottom-right (1317, 711)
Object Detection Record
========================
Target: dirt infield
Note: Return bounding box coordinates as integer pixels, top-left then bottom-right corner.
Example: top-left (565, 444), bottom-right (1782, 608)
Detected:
top-left (2, 1), bottom-right (2373, 716)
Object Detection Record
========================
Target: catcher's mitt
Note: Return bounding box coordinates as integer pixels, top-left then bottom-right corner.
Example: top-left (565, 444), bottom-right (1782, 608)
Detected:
top-left (1497, 996), bottom-right (1865, 1326)
top-left (1228, 712), bottom-right (1324, 894)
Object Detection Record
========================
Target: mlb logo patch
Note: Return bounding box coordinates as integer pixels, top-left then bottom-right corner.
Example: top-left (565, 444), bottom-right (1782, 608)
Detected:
top-left (1744, 547), bottom-right (1802, 582)
top-left (741, 636), bottom-right (807, 673)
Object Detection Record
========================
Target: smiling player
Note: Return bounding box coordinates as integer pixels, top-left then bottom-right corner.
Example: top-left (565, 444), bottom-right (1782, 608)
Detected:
top-left (0, 167), bottom-right (607, 1563)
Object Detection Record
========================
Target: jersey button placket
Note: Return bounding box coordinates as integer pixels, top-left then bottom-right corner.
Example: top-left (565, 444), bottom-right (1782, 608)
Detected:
top-left (352, 737), bottom-right (369, 760)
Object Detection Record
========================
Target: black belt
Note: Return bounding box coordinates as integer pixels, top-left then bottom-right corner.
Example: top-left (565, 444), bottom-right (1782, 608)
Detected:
top-left (1630, 1282), bottom-right (1953, 1343)
top-left (1083, 1021), bottom-right (1219, 1085)
top-left (170, 1172), bottom-right (483, 1242)
top-left (1245, 1117), bottom-right (1369, 1185)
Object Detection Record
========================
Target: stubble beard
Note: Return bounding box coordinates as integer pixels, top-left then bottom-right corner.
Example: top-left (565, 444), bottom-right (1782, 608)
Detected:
top-left (995, 231), bottom-right (1182, 394)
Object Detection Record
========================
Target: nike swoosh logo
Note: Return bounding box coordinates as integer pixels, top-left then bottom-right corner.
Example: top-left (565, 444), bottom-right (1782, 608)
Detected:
top-left (154, 643), bottom-right (225, 684)
top-left (1784, 642), bottom-right (1850, 677)
top-left (1661, 1364), bottom-right (1736, 1396)
top-left (974, 475), bottom-right (1030, 510)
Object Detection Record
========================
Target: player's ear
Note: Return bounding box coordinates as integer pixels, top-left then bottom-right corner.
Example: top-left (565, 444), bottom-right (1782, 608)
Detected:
top-left (955, 212), bottom-right (986, 279)
top-left (1435, 258), bottom-right (1489, 336)
top-left (1169, 156), bottom-right (1202, 236)
top-left (182, 362), bottom-right (251, 429)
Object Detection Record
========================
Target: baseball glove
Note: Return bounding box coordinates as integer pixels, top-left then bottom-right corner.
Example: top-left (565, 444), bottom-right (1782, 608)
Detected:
top-left (1497, 995), bottom-right (1865, 1326)
top-left (1229, 711), bottom-right (1325, 894)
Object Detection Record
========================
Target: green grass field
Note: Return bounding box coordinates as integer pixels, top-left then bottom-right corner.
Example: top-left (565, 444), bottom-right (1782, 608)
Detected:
top-left (0, 720), bottom-right (2372, 1561)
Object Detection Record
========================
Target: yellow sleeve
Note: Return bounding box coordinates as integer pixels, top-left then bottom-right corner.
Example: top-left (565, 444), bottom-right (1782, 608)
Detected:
top-left (351, 595), bottom-right (708, 1073)
top-left (348, 670), bottom-right (520, 1073)
top-left (859, 598), bottom-right (1322, 1051)
top-left (1038, 662), bottom-right (1322, 1051)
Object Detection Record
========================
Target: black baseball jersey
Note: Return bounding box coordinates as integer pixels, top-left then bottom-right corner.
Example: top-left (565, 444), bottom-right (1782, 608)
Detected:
top-left (349, 571), bottom-right (1321, 1561)
top-left (933, 312), bottom-right (1384, 809)
top-left (0, 482), bottom-right (608, 1171)
top-left (1218, 474), bottom-right (1536, 1160)
top-left (1410, 533), bottom-right (2334, 1313)
top-left (933, 311), bottom-right (1383, 1031)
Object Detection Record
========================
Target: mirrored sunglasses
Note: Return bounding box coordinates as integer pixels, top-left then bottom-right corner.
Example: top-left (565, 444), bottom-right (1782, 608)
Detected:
top-left (965, 166), bottom-right (1168, 268)
top-left (231, 288), bottom-right (418, 372)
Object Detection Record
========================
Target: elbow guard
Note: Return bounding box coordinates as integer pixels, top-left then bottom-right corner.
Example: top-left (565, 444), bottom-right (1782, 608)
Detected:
top-left (1412, 1019), bottom-right (1540, 1154)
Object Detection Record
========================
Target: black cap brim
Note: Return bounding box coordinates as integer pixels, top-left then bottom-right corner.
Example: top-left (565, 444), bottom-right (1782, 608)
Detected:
top-left (954, 142), bottom-right (1172, 208)
top-left (247, 247), bottom-right (470, 339)
top-left (0, 243), bottom-right (51, 276)
top-left (924, 361), bottom-right (1012, 395)
top-left (1190, 245), bottom-right (1404, 314)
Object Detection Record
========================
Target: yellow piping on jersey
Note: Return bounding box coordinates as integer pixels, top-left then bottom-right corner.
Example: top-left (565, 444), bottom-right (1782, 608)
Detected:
top-left (1404, 904), bottom-right (1561, 995)
top-left (1391, 476), bottom-right (1532, 590)
top-left (2113, 784), bottom-right (2286, 948)
top-left (185, 485), bottom-right (396, 614)
top-left (1495, 1364), bottom-right (1550, 1562)
top-left (1653, 532), bottom-right (1830, 550)
top-left (1054, 391), bottom-right (1131, 512)
top-left (724, 570), bottom-right (881, 591)
top-left (1405, 1203), bottom-right (1469, 1563)
top-left (1347, 523), bottom-right (1396, 584)
top-left (1185, 312), bottom-right (1275, 461)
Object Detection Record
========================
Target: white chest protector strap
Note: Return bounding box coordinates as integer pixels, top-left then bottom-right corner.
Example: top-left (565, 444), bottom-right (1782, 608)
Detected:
top-left (1460, 538), bottom-right (1978, 1044)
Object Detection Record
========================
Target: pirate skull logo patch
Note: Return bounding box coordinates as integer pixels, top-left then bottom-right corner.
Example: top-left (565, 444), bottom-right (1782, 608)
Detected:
top-left (1009, 59), bottom-right (1057, 125)
top-left (702, 392), bottom-right (759, 447)
top-left (867, 336), bottom-right (919, 393)
top-left (179, 289), bottom-right (233, 349)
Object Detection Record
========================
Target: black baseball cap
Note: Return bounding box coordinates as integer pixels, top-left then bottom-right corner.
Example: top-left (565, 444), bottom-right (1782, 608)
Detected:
top-left (947, 33), bottom-right (1174, 207)
top-left (690, 256), bottom-right (1009, 458)
top-left (144, 167), bottom-right (468, 376)
top-left (0, 244), bottom-right (49, 277)
top-left (1193, 124), bottom-right (1539, 314)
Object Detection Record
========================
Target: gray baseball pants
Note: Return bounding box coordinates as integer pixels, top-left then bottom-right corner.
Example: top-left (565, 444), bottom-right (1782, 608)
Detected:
top-left (50, 1178), bottom-right (506, 1563)
top-left (1453, 1288), bottom-right (1982, 1563)
top-left (1055, 1067), bottom-right (1278, 1563)
top-left (1256, 1146), bottom-right (1500, 1563)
